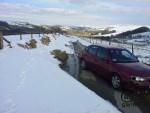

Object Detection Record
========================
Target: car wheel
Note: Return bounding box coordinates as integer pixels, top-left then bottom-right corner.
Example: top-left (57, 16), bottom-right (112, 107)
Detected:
top-left (80, 59), bottom-right (87, 70)
top-left (111, 74), bottom-right (122, 89)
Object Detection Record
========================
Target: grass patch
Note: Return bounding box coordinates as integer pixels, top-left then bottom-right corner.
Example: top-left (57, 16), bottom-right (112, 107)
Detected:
top-left (143, 94), bottom-right (150, 103)
top-left (41, 36), bottom-right (51, 46)
top-left (51, 49), bottom-right (68, 68)
top-left (27, 39), bottom-right (37, 48)
top-left (147, 64), bottom-right (150, 66)
top-left (18, 39), bottom-right (37, 49)
top-left (145, 63), bottom-right (150, 66)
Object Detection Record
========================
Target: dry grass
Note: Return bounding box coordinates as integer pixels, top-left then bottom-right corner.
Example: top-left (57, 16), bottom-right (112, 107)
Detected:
top-left (41, 36), bottom-right (51, 46)
top-left (143, 94), bottom-right (150, 103)
top-left (18, 39), bottom-right (37, 49)
top-left (51, 49), bottom-right (68, 68)
top-left (27, 39), bottom-right (37, 48)
top-left (145, 63), bottom-right (150, 66)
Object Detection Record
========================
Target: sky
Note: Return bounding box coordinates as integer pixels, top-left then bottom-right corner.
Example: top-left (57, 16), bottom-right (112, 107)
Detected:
top-left (0, 0), bottom-right (150, 26)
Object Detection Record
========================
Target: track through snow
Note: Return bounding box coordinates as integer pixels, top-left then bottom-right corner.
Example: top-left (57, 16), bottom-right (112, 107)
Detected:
top-left (0, 34), bottom-right (121, 113)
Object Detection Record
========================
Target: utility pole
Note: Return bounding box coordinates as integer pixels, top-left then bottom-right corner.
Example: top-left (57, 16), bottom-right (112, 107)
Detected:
top-left (31, 33), bottom-right (33, 39)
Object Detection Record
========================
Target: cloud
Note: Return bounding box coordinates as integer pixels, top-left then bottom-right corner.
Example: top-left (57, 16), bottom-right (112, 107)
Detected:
top-left (60, 0), bottom-right (96, 4)
top-left (81, 0), bottom-right (150, 15)
top-left (32, 8), bottom-right (82, 15)
top-left (0, 1), bottom-right (150, 25)
top-left (0, 3), bottom-right (82, 15)
top-left (0, 3), bottom-right (87, 25)
top-left (111, 0), bottom-right (150, 3)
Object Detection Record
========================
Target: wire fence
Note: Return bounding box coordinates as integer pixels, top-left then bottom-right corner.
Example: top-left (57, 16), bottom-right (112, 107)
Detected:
top-left (77, 36), bottom-right (150, 64)
top-left (1, 32), bottom-right (150, 64)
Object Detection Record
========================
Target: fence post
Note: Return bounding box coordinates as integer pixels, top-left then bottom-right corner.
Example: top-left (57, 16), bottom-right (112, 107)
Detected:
top-left (31, 33), bottom-right (33, 39)
top-left (109, 37), bottom-right (111, 45)
top-left (0, 32), bottom-right (3, 49)
top-left (91, 38), bottom-right (93, 44)
top-left (132, 44), bottom-right (134, 54)
top-left (20, 34), bottom-right (22, 40)
top-left (149, 50), bottom-right (150, 64)
top-left (96, 39), bottom-right (98, 45)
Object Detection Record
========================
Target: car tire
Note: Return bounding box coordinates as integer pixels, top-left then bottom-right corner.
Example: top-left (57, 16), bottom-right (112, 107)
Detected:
top-left (111, 74), bottom-right (122, 89)
top-left (80, 59), bottom-right (87, 70)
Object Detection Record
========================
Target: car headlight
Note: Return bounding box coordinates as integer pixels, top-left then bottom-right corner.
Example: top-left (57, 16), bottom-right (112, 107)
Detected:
top-left (131, 76), bottom-right (145, 82)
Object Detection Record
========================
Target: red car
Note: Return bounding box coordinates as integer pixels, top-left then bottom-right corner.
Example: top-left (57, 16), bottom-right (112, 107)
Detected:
top-left (78, 45), bottom-right (150, 91)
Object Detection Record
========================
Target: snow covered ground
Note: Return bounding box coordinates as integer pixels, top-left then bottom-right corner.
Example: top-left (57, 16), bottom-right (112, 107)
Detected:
top-left (0, 34), bottom-right (121, 113)
top-left (132, 31), bottom-right (150, 38)
top-left (126, 32), bottom-right (150, 46)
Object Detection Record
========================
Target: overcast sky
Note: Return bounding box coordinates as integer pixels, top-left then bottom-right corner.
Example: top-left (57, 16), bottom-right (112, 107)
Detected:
top-left (0, 0), bottom-right (150, 26)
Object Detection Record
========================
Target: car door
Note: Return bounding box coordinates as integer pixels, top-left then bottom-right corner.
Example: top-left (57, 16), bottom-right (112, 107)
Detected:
top-left (85, 45), bottom-right (98, 71)
top-left (94, 47), bottom-right (110, 78)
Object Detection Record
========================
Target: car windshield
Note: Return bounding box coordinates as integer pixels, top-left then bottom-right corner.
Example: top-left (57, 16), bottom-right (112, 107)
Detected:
top-left (109, 49), bottom-right (139, 63)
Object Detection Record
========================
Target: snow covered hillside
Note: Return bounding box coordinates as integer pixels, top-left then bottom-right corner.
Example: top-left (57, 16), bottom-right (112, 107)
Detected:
top-left (7, 21), bottom-right (34, 28)
top-left (93, 25), bottom-right (141, 37)
top-left (0, 34), bottom-right (121, 113)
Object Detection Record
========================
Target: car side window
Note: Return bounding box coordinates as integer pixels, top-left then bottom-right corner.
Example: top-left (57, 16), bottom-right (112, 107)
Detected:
top-left (88, 46), bottom-right (98, 55)
top-left (97, 48), bottom-right (107, 59)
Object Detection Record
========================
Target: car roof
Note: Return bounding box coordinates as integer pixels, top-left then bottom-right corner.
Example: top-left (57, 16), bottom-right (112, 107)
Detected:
top-left (88, 44), bottom-right (125, 50)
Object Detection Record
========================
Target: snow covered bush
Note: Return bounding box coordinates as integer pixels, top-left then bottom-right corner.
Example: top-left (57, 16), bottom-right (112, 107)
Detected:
top-left (17, 43), bottom-right (28, 49)
top-left (41, 36), bottom-right (51, 45)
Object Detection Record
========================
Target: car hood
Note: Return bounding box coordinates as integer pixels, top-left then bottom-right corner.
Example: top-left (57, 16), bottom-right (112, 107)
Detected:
top-left (116, 62), bottom-right (150, 77)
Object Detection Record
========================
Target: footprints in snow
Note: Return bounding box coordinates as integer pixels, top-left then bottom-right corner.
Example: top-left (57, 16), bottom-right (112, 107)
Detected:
top-left (0, 98), bottom-right (17, 113)
top-left (0, 57), bottom-right (36, 113)
top-left (16, 57), bottom-right (35, 91)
